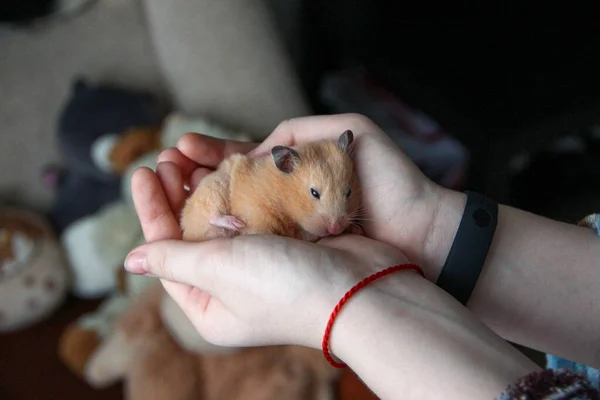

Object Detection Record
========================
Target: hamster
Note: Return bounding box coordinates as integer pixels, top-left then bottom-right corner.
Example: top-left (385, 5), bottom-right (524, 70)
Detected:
top-left (180, 129), bottom-right (362, 242)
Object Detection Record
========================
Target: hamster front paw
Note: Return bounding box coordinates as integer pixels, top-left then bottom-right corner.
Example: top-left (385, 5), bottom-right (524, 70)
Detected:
top-left (209, 215), bottom-right (246, 231)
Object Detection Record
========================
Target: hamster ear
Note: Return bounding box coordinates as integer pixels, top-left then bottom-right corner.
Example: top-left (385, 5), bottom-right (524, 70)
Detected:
top-left (271, 146), bottom-right (300, 174)
top-left (337, 130), bottom-right (354, 153)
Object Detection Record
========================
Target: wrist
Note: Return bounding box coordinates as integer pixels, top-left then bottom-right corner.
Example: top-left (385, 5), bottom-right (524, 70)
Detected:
top-left (324, 272), bottom-right (540, 400)
top-left (326, 272), bottom-right (419, 365)
top-left (422, 187), bottom-right (467, 281)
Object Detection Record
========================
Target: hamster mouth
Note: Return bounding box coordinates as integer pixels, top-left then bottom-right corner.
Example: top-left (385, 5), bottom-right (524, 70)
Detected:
top-left (305, 223), bottom-right (347, 238)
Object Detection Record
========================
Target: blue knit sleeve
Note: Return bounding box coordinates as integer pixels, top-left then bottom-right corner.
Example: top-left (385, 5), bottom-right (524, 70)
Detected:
top-left (545, 213), bottom-right (600, 392)
top-left (497, 369), bottom-right (599, 399)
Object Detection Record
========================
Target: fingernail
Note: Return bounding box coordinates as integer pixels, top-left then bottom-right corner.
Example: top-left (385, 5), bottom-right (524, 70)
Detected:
top-left (124, 252), bottom-right (147, 274)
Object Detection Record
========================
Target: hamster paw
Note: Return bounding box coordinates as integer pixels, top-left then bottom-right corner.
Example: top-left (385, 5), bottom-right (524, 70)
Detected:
top-left (209, 215), bottom-right (246, 231)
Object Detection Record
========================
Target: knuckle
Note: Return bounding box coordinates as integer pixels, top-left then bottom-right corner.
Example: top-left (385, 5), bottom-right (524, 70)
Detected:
top-left (149, 246), bottom-right (173, 281)
top-left (273, 118), bottom-right (294, 136)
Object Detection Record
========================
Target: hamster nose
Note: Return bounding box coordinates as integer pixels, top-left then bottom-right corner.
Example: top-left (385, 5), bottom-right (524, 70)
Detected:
top-left (328, 220), bottom-right (347, 235)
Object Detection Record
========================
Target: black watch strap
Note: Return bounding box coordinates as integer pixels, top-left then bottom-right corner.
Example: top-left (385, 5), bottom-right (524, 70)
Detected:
top-left (435, 191), bottom-right (498, 306)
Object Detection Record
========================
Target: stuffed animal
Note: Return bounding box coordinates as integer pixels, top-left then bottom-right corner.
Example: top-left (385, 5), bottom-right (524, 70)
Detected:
top-left (60, 112), bottom-right (250, 299)
top-left (82, 281), bottom-right (339, 400)
top-left (0, 207), bottom-right (69, 332)
top-left (45, 77), bottom-right (165, 234)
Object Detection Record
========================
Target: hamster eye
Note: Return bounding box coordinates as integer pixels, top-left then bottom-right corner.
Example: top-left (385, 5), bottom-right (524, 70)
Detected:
top-left (346, 188), bottom-right (352, 198)
top-left (310, 188), bottom-right (320, 199)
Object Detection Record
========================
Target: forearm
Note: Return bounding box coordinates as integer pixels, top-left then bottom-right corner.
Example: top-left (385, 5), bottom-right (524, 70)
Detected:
top-left (328, 273), bottom-right (539, 400)
top-left (428, 188), bottom-right (600, 368)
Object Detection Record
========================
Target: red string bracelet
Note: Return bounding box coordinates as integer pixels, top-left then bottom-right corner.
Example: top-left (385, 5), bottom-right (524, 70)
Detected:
top-left (321, 263), bottom-right (425, 368)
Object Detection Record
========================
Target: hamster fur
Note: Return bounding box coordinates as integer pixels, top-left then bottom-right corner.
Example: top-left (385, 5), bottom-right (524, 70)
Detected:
top-left (180, 130), bottom-right (362, 242)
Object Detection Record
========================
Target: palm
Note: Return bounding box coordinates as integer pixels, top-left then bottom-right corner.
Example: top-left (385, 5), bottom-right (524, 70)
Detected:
top-left (180, 286), bottom-right (234, 343)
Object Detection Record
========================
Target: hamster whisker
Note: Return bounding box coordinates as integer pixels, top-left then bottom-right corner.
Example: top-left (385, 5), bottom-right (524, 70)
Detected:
top-left (348, 208), bottom-right (368, 218)
top-left (349, 204), bottom-right (366, 213)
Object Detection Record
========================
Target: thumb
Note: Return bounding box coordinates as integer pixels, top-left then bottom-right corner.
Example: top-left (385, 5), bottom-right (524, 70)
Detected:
top-left (124, 239), bottom-right (230, 290)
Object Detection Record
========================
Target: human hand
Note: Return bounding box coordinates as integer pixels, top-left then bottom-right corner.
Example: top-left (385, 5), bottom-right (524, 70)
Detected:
top-left (124, 232), bottom-right (414, 349)
top-left (156, 113), bottom-right (465, 279)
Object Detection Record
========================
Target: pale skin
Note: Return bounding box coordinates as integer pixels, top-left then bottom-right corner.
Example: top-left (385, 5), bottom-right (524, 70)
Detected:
top-left (126, 113), bottom-right (599, 399)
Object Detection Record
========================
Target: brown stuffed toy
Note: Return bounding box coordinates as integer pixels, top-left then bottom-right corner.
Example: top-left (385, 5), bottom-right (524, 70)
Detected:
top-left (78, 282), bottom-right (340, 400)
top-left (108, 126), bottom-right (162, 175)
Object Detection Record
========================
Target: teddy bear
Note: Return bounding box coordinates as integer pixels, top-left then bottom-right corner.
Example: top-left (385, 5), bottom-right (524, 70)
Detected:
top-left (81, 280), bottom-right (340, 400)
top-left (0, 206), bottom-right (69, 332)
top-left (44, 76), bottom-right (166, 235)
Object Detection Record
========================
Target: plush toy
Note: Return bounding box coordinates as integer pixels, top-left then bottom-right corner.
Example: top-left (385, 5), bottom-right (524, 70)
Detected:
top-left (0, 207), bottom-right (69, 332)
top-left (45, 77), bottom-right (165, 234)
top-left (82, 281), bottom-right (339, 400)
top-left (60, 112), bottom-right (250, 299)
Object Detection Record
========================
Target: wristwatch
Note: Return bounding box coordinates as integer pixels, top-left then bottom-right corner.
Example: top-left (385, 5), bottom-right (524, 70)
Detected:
top-left (435, 191), bottom-right (498, 306)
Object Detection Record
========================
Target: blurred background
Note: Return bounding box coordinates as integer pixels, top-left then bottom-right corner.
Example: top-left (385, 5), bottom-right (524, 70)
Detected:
top-left (2, 1), bottom-right (600, 399)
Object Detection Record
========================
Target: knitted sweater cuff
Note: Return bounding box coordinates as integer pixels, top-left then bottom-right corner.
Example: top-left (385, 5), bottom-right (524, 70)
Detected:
top-left (497, 368), bottom-right (600, 400)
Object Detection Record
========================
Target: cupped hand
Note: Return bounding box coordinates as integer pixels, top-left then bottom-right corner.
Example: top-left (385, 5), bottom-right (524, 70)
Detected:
top-left (124, 232), bottom-right (415, 349)
top-left (155, 113), bottom-right (463, 278)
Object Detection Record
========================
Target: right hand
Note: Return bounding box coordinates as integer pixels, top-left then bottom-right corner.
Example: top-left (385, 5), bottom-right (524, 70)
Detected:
top-left (158, 113), bottom-right (464, 279)
top-left (124, 233), bottom-right (414, 348)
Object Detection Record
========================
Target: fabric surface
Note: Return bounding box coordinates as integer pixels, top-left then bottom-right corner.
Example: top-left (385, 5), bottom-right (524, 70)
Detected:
top-left (142, 0), bottom-right (310, 138)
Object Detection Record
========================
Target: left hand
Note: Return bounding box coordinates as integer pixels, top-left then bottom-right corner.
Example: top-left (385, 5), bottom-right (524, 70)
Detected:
top-left (124, 232), bottom-right (413, 348)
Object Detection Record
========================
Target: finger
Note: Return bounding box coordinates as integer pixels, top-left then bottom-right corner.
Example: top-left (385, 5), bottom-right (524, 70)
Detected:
top-left (131, 167), bottom-right (182, 241)
top-left (124, 239), bottom-right (229, 289)
top-left (177, 132), bottom-right (257, 168)
top-left (190, 167), bottom-right (214, 191)
top-left (157, 148), bottom-right (198, 184)
top-left (249, 113), bottom-right (376, 157)
top-left (156, 161), bottom-right (186, 218)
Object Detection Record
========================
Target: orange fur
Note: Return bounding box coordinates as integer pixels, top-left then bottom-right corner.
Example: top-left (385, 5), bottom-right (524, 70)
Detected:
top-left (181, 132), bottom-right (362, 242)
top-left (110, 127), bottom-right (162, 174)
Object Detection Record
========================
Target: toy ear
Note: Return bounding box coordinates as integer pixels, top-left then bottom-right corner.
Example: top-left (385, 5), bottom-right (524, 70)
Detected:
top-left (271, 146), bottom-right (300, 174)
top-left (337, 130), bottom-right (354, 153)
top-left (72, 77), bottom-right (89, 95)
